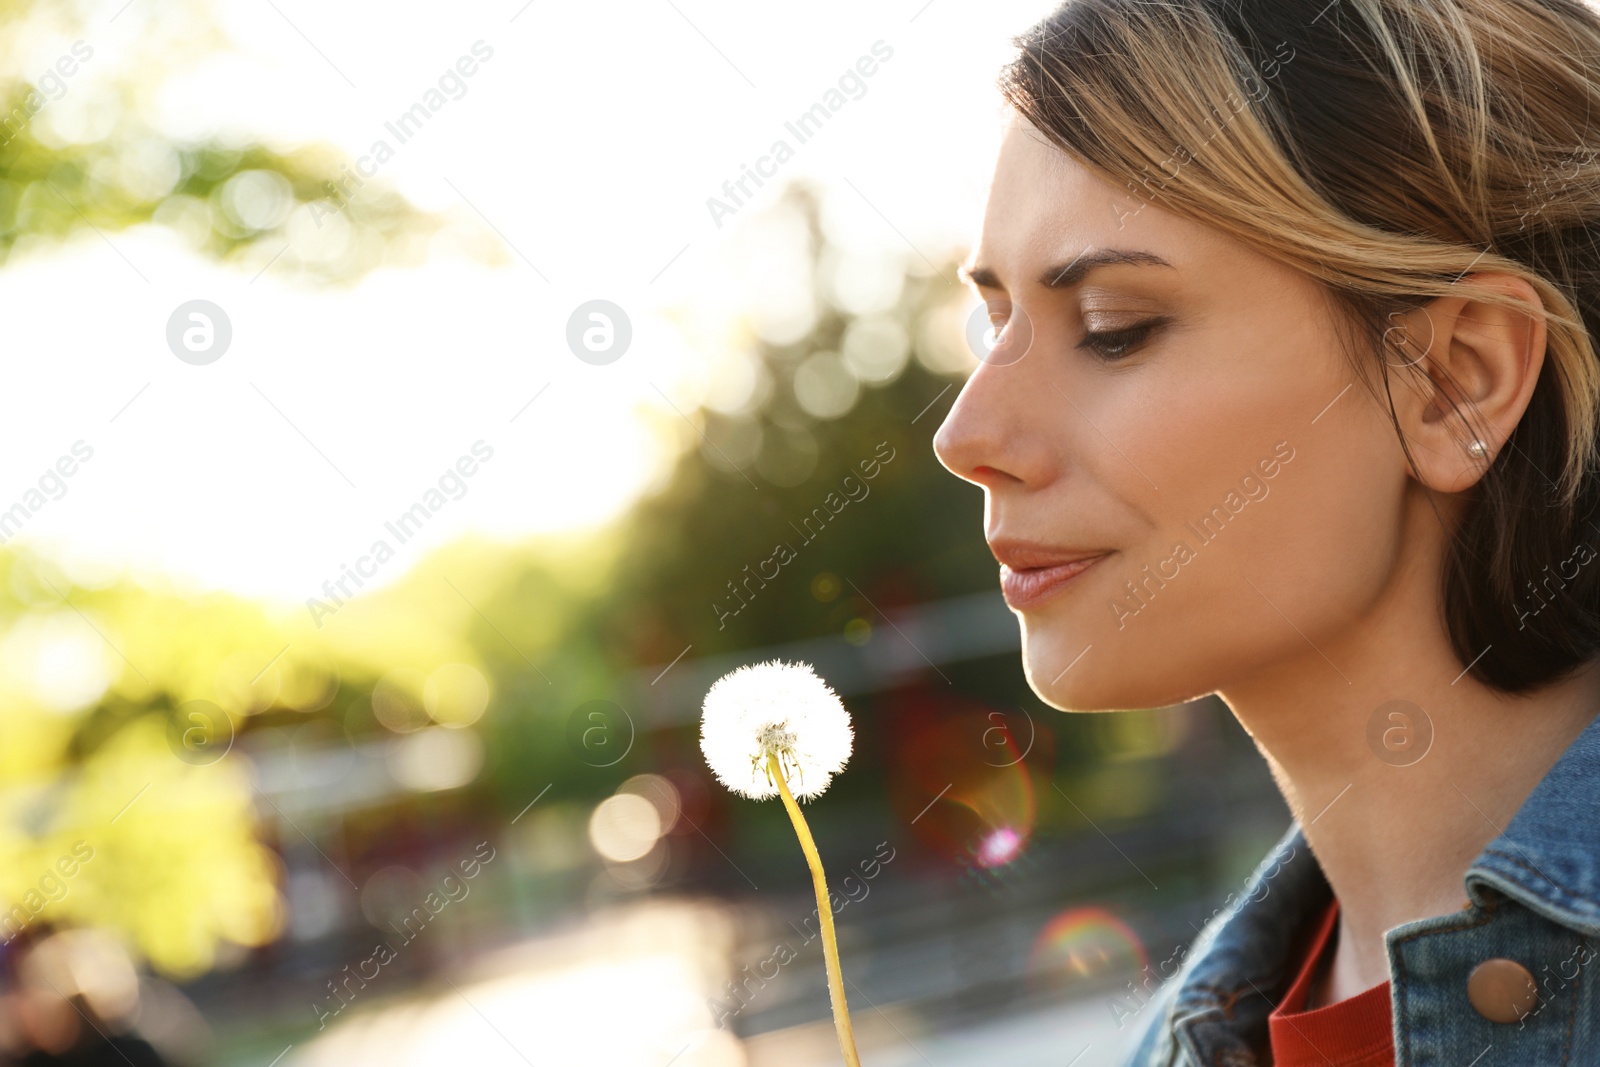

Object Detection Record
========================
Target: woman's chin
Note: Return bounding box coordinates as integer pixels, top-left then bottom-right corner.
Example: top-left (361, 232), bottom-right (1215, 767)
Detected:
top-left (1020, 626), bottom-right (1114, 711)
top-left (1020, 622), bottom-right (1188, 713)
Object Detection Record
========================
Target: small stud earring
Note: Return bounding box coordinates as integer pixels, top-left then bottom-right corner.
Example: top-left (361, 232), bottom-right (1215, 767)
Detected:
top-left (1467, 439), bottom-right (1488, 458)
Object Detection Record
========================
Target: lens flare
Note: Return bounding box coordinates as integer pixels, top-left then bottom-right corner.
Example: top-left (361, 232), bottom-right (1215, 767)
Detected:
top-left (888, 694), bottom-right (1052, 874)
top-left (1027, 906), bottom-right (1147, 987)
top-left (974, 825), bottom-right (1024, 868)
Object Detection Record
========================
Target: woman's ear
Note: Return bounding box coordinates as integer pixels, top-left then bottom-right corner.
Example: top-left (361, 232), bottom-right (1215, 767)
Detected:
top-left (1387, 272), bottom-right (1546, 494)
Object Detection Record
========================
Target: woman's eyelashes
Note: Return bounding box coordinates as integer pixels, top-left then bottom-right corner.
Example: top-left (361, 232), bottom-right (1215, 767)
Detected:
top-left (1074, 315), bottom-right (1171, 362)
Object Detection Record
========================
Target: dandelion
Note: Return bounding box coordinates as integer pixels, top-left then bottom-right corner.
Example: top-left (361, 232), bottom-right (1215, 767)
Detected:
top-left (700, 659), bottom-right (860, 1066)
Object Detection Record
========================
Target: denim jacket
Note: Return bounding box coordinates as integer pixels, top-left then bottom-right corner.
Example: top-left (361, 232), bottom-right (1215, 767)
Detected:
top-left (1122, 710), bottom-right (1600, 1065)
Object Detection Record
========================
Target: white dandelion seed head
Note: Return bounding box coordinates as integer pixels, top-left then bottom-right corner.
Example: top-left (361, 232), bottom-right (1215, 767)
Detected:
top-left (699, 659), bottom-right (854, 801)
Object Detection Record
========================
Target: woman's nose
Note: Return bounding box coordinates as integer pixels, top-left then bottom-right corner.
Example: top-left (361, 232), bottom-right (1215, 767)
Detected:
top-left (933, 362), bottom-right (1025, 490)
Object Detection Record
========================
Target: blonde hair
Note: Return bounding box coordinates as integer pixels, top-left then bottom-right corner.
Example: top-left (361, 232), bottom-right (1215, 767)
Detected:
top-left (1000, 0), bottom-right (1600, 691)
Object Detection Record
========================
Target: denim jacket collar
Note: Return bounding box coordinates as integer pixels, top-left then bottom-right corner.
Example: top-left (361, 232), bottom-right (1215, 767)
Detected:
top-left (1164, 708), bottom-right (1600, 1065)
top-left (1166, 818), bottom-right (1330, 1066)
top-left (1467, 708), bottom-right (1600, 937)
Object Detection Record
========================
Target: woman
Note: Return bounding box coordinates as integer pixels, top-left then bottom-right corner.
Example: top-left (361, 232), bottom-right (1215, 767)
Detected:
top-left (933, 0), bottom-right (1600, 1063)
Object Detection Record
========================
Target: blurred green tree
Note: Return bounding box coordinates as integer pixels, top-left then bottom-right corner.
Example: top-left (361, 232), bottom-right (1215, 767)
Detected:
top-left (0, 0), bottom-right (467, 976)
top-left (0, 0), bottom-right (456, 283)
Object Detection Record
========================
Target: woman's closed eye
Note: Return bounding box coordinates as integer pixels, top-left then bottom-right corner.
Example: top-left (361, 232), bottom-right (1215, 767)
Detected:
top-left (1075, 316), bottom-right (1171, 361)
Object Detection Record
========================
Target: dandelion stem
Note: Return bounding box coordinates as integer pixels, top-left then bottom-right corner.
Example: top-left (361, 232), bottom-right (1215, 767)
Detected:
top-left (767, 751), bottom-right (861, 1067)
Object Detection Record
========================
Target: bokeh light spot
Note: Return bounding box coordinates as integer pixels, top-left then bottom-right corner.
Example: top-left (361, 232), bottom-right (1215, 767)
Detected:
top-left (588, 793), bottom-right (662, 863)
top-left (423, 662), bottom-right (490, 727)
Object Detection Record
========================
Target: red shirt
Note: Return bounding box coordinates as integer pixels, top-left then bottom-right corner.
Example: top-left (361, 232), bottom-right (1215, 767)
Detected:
top-left (1267, 899), bottom-right (1394, 1066)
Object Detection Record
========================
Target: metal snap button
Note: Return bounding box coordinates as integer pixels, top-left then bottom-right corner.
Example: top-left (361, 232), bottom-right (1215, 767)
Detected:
top-left (1467, 958), bottom-right (1538, 1023)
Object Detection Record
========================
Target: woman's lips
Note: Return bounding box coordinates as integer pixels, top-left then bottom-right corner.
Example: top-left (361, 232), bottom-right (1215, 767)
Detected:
top-left (999, 553), bottom-right (1109, 609)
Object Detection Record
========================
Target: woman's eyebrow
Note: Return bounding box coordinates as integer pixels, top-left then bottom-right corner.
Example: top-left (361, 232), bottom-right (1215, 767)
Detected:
top-left (959, 248), bottom-right (1176, 292)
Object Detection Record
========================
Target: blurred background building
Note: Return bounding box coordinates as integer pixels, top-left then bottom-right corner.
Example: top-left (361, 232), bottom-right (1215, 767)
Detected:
top-left (0, 0), bottom-right (1291, 1063)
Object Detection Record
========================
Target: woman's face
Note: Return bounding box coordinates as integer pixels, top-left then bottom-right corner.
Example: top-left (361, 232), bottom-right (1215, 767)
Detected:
top-left (934, 116), bottom-right (1417, 712)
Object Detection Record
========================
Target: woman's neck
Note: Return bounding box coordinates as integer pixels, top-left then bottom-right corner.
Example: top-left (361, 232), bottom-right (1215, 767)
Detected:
top-left (1220, 587), bottom-right (1600, 1003)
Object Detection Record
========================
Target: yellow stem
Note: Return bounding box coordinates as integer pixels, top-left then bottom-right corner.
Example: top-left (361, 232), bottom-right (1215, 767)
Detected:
top-left (767, 752), bottom-right (862, 1067)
